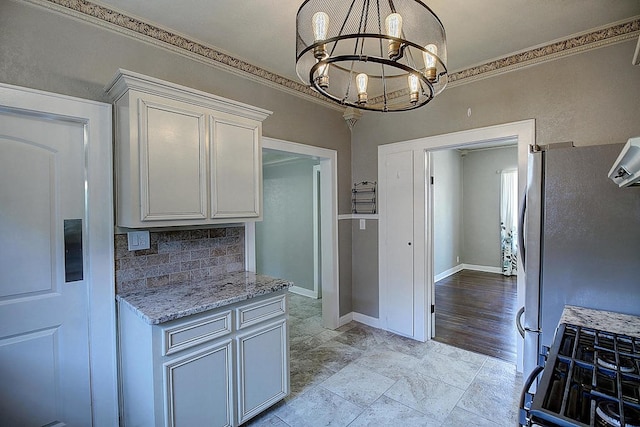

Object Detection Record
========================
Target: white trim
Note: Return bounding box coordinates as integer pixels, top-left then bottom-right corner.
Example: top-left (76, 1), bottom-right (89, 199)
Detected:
top-left (434, 264), bottom-right (464, 282)
top-left (244, 222), bottom-right (256, 272)
top-left (337, 214), bottom-right (379, 220)
top-left (462, 264), bottom-right (503, 275)
top-left (258, 137), bottom-right (340, 330)
top-left (0, 83), bottom-right (119, 425)
top-left (352, 312), bottom-right (382, 329)
top-left (378, 119), bottom-right (535, 372)
top-left (434, 264), bottom-right (506, 282)
top-left (288, 285), bottom-right (319, 299)
top-left (312, 164), bottom-right (321, 299)
top-left (339, 312), bottom-right (353, 327)
top-left (339, 311), bottom-right (382, 329)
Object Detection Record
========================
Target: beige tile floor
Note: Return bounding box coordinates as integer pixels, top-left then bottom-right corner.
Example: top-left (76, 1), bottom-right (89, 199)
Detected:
top-left (245, 292), bottom-right (523, 427)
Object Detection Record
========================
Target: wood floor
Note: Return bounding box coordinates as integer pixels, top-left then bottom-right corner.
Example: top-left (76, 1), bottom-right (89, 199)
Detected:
top-left (434, 269), bottom-right (518, 363)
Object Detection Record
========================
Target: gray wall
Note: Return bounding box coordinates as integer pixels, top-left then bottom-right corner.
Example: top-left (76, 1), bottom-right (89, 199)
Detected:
top-left (256, 160), bottom-right (318, 291)
top-left (462, 147), bottom-right (518, 268)
top-left (0, 1), bottom-right (354, 315)
top-left (432, 150), bottom-right (463, 276)
top-left (349, 41), bottom-right (640, 318)
top-left (351, 219), bottom-right (379, 317)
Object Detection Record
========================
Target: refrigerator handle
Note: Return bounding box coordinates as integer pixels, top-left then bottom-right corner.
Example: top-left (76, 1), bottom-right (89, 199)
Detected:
top-left (518, 191), bottom-right (527, 272)
top-left (516, 306), bottom-right (525, 339)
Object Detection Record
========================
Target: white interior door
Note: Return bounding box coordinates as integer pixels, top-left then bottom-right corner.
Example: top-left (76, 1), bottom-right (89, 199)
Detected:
top-left (0, 107), bottom-right (93, 425)
top-left (382, 150), bottom-right (414, 337)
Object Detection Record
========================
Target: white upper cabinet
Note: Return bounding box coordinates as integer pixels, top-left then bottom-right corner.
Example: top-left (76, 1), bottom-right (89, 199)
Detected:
top-left (106, 69), bottom-right (272, 228)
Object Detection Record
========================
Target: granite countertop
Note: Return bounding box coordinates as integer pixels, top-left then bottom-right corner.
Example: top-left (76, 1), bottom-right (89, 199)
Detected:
top-left (560, 305), bottom-right (640, 338)
top-left (116, 271), bottom-right (293, 325)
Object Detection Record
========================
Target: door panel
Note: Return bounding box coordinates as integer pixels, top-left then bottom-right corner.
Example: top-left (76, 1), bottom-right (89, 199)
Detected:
top-left (0, 112), bottom-right (92, 425)
top-left (384, 151), bottom-right (414, 337)
top-left (211, 116), bottom-right (260, 218)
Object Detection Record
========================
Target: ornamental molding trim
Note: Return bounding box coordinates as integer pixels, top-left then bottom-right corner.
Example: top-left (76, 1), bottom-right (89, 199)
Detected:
top-left (447, 17), bottom-right (640, 88)
top-left (30, 0), bottom-right (640, 110)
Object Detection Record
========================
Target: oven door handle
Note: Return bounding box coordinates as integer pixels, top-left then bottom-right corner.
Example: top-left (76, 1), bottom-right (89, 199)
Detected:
top-left (519, 365), bottom-right (545, 426)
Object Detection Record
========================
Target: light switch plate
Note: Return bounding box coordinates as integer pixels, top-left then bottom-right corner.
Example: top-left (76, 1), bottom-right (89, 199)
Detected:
top-left (127, 230), bottom-right (150, 251)
top-left (359, 219), bottom-right (366, 230)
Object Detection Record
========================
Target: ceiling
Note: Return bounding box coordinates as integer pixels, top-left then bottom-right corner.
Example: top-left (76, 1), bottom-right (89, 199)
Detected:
top-left (92, 0), bottom-right (640, 84)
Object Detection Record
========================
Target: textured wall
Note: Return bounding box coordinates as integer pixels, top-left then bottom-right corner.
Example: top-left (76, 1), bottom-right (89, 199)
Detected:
top-left (351, 219), bottom-right (379, 317)
top-left (0, 1), bottom-right (354, 314)
top-left (256, 159), bottom-right (317, 292)
top-left (349, 40), bottom-right (640, 319)
top-left (432, 149), bottom-right (463, 276)
top-left (461, 147), bottom-right (518, 268)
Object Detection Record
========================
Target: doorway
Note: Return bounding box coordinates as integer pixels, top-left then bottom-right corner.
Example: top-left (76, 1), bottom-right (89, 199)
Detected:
top-left (378, 119), bottom-right (534, 372)
top-left (245, 137), bottom-right (339, 330)
top-left (430, 144), bottom-right (519, 362)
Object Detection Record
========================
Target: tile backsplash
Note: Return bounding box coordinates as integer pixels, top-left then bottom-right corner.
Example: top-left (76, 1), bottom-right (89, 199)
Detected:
top-left (115, 227), bottom-right (245, 293)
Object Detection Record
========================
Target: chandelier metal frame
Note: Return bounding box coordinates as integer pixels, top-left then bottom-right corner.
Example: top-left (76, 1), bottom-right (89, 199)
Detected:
top-left (296, 0), bottom-right (448, 112)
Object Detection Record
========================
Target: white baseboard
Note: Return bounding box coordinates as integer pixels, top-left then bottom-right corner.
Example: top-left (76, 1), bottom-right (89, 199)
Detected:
top-left (288, 285), bottom-right (319, 299)
top-left (434, 264), bottom-right (464, 282)
top-left (352, 312), bottom-right (381, 328)
top-left (338, 312), bottom-right (353, 327)
top-left (462, 264), bottom-right (502, 274)
top-left (339, 312), bottom-right (382, 329)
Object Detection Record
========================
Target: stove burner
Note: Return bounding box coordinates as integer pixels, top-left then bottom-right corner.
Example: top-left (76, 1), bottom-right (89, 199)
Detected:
top-left (597, 352), bottom-right (635, 373)
top-left (595, 401), bottom-right (640, 427)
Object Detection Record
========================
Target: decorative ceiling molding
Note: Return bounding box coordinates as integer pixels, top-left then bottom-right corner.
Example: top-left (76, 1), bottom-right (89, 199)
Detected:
top-left (447, 17), bottom-right (640, 88)
top-left (29, 0), bottom-right (640, 111)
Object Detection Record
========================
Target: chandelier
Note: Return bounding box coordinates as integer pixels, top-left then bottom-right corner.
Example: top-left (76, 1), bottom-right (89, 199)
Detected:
top-left (296, 0), bottom-right (447, 112)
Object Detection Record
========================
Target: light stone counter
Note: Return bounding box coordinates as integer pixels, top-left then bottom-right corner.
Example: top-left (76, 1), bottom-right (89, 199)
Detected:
top-left (560, 305), bottom-right (640, 338)
top-left (116, 271), bottom-right (292, 324)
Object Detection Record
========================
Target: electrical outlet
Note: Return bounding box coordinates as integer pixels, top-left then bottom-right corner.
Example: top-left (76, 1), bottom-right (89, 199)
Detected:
top-left (128, 231), bottom-right (150, 251)
top-left (456, 256), bottom-right (460, 263)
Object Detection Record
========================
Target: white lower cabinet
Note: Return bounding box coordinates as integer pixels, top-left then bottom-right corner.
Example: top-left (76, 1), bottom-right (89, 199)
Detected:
top-left (118, 293), bottom-right (288, 427)
top-left (164, 340), bottom-right (234, 427)
top-left (236, 320), bottom-right (288, 424)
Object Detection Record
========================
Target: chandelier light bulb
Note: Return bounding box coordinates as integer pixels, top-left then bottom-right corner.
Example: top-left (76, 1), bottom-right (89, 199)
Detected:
top-left (385, 13), bottom-right (403, 59)
top-left (312, 12), bottom-right (329, 59)
top-left (355, 73), bottom-right (368, 105)
top-left (408, 74), bottom-right (420, 104)
top-left (312, 12), bottom-right (329, 41)
top-left (385, 13), bottom-right (403, 38)
top-left (423, 44), bottom-right (438, 82)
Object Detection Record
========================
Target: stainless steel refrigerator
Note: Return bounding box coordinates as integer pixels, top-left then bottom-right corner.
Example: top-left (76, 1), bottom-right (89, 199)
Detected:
top-left (519, 143), bottom-right (640, 378)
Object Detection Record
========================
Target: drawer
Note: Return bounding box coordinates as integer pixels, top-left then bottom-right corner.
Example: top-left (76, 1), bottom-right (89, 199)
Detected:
top-left (236, 294), bottom-right (286, 330)
top-left (162, 310), bottom-right (232, 356)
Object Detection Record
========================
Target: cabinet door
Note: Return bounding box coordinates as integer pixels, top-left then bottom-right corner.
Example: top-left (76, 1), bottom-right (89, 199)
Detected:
top-left (236, 319), bottom-right (288, 424)
top-left (163, 340), bottom-right (234, 427)
top-left (138, 96), bottom-right (208, 221)
top-left (210, 115), bottom-right (261, 219)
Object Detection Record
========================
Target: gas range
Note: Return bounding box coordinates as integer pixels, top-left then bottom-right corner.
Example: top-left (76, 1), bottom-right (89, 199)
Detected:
top-left (527, 323), bottom-right (640, 426)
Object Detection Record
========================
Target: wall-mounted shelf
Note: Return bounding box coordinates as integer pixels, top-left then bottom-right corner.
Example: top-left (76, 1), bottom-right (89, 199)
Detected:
top-left (351, 181), bottom-right (376, 214)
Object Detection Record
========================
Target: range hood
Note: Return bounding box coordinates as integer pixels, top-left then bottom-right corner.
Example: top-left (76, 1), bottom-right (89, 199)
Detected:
top-left (608, 137), bottom-right (640, 187)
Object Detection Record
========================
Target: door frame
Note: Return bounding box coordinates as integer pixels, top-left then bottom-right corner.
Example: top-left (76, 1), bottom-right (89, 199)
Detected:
top-left (378, 119), bottom-right (535, 371)
top-left (245, 137), bottom-right (339, 330)
top-left (0, 83), bottom-right (118, 424)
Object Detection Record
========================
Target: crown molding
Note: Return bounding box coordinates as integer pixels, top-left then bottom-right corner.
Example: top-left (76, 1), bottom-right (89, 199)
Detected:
top-left (447, 17), bottom-right (640, 88)
top-left (26, 0), bottom-right (640, 111)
